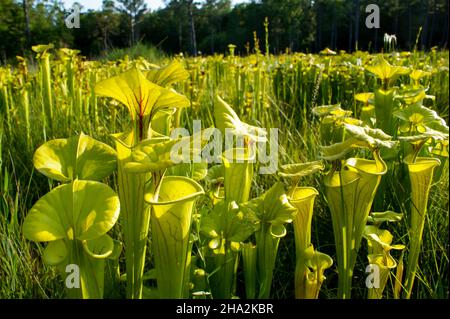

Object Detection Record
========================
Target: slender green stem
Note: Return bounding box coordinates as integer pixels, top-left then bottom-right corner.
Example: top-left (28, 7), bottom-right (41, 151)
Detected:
top-left (21, 88), bottom-right (31, 147)
top-left (337, 166), bottom-right (352, 299)
top-left (41, 54), bottom-right (53, 132)
top-left (242, 243), bottom-right (257, 299)
top-left (120, 168), bottom-right (150, 299)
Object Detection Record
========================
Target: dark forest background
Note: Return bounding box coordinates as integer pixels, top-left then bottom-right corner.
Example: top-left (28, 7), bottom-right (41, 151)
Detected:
top-left (1, 0), bottom-right (449, 62)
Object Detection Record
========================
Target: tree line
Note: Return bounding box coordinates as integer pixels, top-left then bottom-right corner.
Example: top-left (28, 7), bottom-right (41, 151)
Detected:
top-left (0, 0), bottom-right (448, 61)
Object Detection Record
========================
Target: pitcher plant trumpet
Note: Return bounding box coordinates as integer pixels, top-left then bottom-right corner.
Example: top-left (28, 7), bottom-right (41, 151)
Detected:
top-left (321, 123), bottom-right (395, 298)
top-left (145, 176), bottom-right (204, 298)
top-left (278, 161), bottom-right (332, 299)
top-left (394, 101), bottom-right (448, 298)
top-left (364, 213), bottom-right (404, 299)
top-left (95, 65), bottom-right (192, 298)
top-left (241, 182), bottom-right (296, 299)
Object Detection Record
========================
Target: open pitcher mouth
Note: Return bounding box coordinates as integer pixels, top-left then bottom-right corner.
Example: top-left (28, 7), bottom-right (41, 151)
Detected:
top-left (144, 176), bottom-right (204, 205)
top-left (324, 169), bottom-right (360, 188)
top-left (290, 187), bottom-right (319, 203)
top-left (405, 157), bottom-right (441, 172)
top-left (322, 146), bottom-right (389, 190)
top-left (345, 156), bottom-right (388, 176)
top-left (213, 186), bottom-right (225, 200)
top-left (222, 146), bottom-right (256, 163)
top-left (368, 253), bottom-right (397, 269)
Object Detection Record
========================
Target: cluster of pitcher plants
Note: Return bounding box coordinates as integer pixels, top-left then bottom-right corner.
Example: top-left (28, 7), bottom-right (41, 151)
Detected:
top-left (19, 51), bottom-right (448, 299)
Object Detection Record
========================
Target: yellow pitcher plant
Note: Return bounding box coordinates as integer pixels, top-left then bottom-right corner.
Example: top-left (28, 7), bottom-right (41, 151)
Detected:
top-left (394, 100), bottom-right (448, 298)
top-left (364, 216), bottom-right (405, 299)
top-left (321, 123), bottom-right (395, 298)
top-left (278, 161), bottom-right (332, 299)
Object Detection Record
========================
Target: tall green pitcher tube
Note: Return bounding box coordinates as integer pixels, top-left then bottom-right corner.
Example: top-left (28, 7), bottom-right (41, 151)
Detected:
top-left (145, 176), bottom-right (205, 299)
top-left (114, 131), bottom-right (150, 299)
top-left (403, 157), bottom-right (440, 299)
top-left (222, 147), bottom-right (254, 204)
top-left (289, 187), bottom-right (319, 299)
top-left (324, 153), bottom-right (387, 299)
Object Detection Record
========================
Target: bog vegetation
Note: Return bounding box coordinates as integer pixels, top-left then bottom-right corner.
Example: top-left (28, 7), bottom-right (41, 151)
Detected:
top-left (0, 41), bottom-right (448, 299)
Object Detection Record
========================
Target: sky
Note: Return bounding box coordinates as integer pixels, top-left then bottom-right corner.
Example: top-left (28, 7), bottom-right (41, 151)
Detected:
top-left (61, 0), bottom-right (249, 12)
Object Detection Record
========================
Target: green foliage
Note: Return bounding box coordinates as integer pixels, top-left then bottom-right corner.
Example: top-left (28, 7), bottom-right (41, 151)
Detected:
top-left (33, 133), bottom-right (117, 182)
top-left (22, 131), bottom-right (121, 299)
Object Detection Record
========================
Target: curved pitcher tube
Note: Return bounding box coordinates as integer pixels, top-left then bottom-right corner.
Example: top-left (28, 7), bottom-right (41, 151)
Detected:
top-left (324, 154), bottom-right (387, 299)
top-left (403, 157), bottom-right (440, 299)
top-left (289, 187), bottom-right (319, 299)
top-left (302, 245), bottom-right (333, 299)
top-left (145, 176), bottom-right (204, 299)
top-left (367, 254), bottom-right (396, 299)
